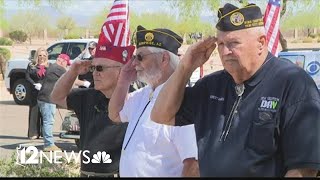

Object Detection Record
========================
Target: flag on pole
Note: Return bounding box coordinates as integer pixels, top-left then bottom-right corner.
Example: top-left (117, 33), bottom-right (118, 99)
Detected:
top-left (263, 0), bottom-right (281, 56)
top-left (95, 0), bottom-right (135, 64)
top-left (99, 0), bottom-right (131, 47)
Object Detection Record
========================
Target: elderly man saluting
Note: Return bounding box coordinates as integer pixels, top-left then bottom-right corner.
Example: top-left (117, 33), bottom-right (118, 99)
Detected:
top-left (151, 3), bottom-right (320, 177)
top-left (108, 25), bottom-right (199, 177)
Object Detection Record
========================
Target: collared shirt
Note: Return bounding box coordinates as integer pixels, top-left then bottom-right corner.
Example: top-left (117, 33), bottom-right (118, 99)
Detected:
top-left (119, 84), bottom-right (198, 177)
top-left (176, 52), bottom-right (320, 177)
top-left (67, 88), bottom-right (127, 174)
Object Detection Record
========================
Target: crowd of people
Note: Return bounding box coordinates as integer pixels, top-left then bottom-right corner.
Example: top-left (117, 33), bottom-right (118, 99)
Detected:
top-left (23, 2), bottom-right (320, 177)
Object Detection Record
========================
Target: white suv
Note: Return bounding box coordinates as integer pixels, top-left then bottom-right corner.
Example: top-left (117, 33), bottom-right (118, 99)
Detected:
top-left (4, 38), bottom-right (98, 105)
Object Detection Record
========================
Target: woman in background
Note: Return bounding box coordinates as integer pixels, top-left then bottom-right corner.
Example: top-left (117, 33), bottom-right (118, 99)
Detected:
top-left (25, 47), bottom-right (49, 139)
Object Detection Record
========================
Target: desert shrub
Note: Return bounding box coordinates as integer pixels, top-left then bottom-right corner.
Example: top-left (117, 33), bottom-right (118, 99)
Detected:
top-left (0, 47), bottom-right (11, 61)
top-left (309, 33), bottom-right (317, 39)
top-left (291, 39), bottom-right (300, 43)
top-left (64, 33), bottom-right (81, 39)
top-left (9, 30), bottom-right (28, 43)
top-left (0, 37), bottom-right (13, 46)
top-left (302, 37), bottom-right (313, 43)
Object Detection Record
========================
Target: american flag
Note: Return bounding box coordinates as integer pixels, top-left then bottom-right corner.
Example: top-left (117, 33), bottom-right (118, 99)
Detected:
top-left (263, 0), bottom-right (281, 55)
top-left (99, 0), bottom-right (131, 47)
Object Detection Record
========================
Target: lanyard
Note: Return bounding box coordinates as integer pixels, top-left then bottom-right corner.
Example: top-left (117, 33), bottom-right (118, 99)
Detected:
top-left (123, 92), bottom-right (153, 150)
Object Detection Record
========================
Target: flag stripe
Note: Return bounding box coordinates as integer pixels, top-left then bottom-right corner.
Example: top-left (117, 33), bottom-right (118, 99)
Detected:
top-left (114, 23), bottom-right (123, 46)
top-left (103, 25), bottom-right (112, 42)
top-left (263, 0), bottom-right (281, 56)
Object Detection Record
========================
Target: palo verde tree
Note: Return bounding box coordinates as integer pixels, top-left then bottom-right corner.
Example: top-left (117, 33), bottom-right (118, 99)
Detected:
top-left (9, 10), bottom-right (49, 44)
top-left (167, 0), bottom-right (317, 50)
top-left (56, 16), bottom-right (76, 37)
top-left (0, 0), bottom-right (72, 37)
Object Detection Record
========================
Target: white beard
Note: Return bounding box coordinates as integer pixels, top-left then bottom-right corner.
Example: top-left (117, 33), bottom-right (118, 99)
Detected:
top-left (137, 68), bottom-right (162, 86)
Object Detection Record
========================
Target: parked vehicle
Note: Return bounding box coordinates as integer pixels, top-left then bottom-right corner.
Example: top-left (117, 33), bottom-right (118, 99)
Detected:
top-left (278, 48), bottom-right (320, 90)
top-left (4, 38), bottom-right (98, 105)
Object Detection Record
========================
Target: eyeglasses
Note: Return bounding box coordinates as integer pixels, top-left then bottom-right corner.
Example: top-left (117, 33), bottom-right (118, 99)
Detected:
top-left (88, 47), bottom-right (95, 51)
top-left (89, 65), bottom-right (121, 72)
top-left (133, 52), bottom-right (161, 61)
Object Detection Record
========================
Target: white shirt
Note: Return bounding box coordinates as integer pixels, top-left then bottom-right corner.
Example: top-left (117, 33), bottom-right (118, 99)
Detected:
top-left (119, 84), bottom-right (198, 177)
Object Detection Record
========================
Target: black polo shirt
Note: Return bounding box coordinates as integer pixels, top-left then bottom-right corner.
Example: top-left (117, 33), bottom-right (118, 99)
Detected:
top-left (67, 88), bottom-right (127, 173)
top-left (176, 53), bottom-right (320, 177)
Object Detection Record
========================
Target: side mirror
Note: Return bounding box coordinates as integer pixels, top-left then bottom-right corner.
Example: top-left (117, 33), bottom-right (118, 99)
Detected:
top-left (28, 50), bottom-right (36, 61)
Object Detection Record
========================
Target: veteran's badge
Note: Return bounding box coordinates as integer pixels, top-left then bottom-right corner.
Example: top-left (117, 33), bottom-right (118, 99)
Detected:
top-left (122, 50), bottom-right (128, 61)
top-left (145, 32), bottom-right (154, 42)
top-left (230, 12), bottom-right (244, 26)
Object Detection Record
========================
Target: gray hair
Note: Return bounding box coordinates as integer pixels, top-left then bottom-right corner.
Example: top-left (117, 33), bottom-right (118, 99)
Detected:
top-left (145, 46), bottom-right (179, 70)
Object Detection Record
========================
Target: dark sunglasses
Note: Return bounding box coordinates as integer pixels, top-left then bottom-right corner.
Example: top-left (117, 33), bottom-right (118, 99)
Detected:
top-left (88, 47), bottom-right (95, 51)
top-left (89, 65), bottom-right (121, 72)
top-left (133, 52), bottom-right (161, 61)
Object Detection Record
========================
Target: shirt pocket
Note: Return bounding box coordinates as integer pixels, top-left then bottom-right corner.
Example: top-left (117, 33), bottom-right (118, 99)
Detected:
top-left (247, 111), bottom-right (277, 155)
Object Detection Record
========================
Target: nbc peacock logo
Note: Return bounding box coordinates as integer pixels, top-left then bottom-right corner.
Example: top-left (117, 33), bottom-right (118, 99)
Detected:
top-left (91, 151), bottom-right (112, 164)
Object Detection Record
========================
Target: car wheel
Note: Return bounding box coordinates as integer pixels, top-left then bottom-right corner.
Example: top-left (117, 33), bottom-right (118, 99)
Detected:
top-left (12, 79), bottom-right (31, 105)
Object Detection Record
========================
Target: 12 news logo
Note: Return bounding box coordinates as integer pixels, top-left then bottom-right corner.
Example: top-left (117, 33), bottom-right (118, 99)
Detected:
top-left (16, 145), bottom-right (112, 166)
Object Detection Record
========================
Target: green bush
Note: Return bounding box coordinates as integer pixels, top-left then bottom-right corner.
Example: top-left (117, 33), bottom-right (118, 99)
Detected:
top-left (9, 30), bottom-right (28, 43)
top-left (0, 152), bottom-right (80, 177)
top-left (302, 37), bottom-right (313, 43)
top-left (0, 47), bottom-right (11, 61)
top-left (0, 37), bottom-right (13, 46)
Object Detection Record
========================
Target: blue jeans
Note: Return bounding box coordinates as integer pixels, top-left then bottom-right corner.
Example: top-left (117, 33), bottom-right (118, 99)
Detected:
top-left (37, 100), bottom-right (56, 147)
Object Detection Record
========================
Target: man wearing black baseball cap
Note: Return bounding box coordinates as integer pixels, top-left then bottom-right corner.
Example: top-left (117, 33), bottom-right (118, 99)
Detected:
top-left (108, 25), bottom-right (199, 177)
top-left (152, 3), bottom-right (320, 177)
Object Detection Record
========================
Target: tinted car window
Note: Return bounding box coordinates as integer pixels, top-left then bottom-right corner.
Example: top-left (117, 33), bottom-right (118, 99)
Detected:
top-left (47, 43), bottom-right (67, 61)
top-left (67, 43), bottom-right (87, 60)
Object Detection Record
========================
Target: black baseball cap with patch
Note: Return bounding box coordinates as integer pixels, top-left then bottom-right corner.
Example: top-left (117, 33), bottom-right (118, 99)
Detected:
top-left (216, 3), bottom-right (264, 31)
top-left (136, 25), bottom-right (183, 55)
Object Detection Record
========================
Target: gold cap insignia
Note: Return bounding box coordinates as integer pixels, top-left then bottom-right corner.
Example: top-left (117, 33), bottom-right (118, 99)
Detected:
top-left (230, 12), bottom-right (244, 26)
top-left (145, 32), bottom-right (154, 42)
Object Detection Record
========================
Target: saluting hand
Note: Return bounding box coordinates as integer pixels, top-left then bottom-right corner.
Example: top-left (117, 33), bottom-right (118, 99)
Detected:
top-left (69, 60), bottom-right (92, 75)
top-left (119, 57), bottom-right (137, 84)
top-left (182, 36), bottom-right (217, 72)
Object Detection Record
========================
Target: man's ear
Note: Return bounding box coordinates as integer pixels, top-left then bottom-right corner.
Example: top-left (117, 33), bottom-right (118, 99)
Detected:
top-left (258, 35), bottom-right (267, 51)
top-left (162, 51), bottom-right (170, 66)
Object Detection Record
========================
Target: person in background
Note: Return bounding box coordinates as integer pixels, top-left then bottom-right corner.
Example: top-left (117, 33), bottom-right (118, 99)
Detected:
top-left (25, 47), bottom-right (49, 139)
top-left (37, 54), bottom-right (71, 151)
top-left (74, 41), bottom-right (97, 88)
top-left (151, 3), bottom-right (320, 177)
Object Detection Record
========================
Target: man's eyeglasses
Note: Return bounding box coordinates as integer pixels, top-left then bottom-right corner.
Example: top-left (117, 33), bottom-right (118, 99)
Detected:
top-left (88, 47), bottom-right (95, 51)
top-left (133, 52), bottom-right (161, 61)
top-left (89, 65), bottom-right (121, 72)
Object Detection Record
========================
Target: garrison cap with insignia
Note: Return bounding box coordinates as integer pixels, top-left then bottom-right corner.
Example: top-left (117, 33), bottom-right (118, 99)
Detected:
top-left (216, 3), bottom-right (264, 31)
top-left (136, 25), bottom-right (183, 55)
